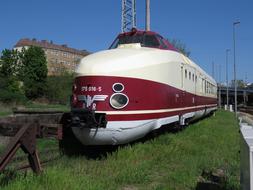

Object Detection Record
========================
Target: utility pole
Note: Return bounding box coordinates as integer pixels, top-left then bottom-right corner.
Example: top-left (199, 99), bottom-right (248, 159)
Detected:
top-left (218, 64), bottom-right (221, 108)
top-left (212, 61), bottom-right (215, 79)
top-left (122, 0), bottom-right (136, 32)
top-left (226, 49), bottom-right (230, 108)
top-left (146, 0), bottom-right (150, 31)
top-left (233, 21), bottom-right (240, 115)
top-left (244, 72), bottom-right (247, 106)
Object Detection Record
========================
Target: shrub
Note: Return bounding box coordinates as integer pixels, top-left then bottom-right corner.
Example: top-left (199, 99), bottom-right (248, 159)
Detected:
top-left (0, 77), bottom-right (26, 104)
top-left (44, 73), bottom-right (74, 105)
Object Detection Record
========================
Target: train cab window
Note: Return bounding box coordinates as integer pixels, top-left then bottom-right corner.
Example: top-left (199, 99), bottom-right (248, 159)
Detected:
top-left (189, 72), bottom-right (191, 80)
top-left (144, 35), bottom-right (160, 48)
top-left (156, 35), bottom-right (168, 49)
top-left (109, 38), bottom-right (120, 49)
top-left (109, 33), bottom-right (160, 49)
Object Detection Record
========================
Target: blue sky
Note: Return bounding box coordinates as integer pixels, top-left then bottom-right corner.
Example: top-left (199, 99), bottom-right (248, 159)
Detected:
top-left (0, 0), bottom-right (252, 83)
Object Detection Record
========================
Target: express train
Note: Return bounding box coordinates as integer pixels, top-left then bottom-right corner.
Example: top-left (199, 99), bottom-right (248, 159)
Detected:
top-left (69, 28), bottom-right (217, 146)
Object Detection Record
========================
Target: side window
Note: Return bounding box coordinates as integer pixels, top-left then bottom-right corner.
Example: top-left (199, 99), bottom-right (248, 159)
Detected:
top-left (185, 69), bottom-right (187, 78)
top-left (192, 74), bottom-right (194, 81)
top-left (181, 65), bottom-right (184, 88)
top-left (189, 72), bottom-right (191, 80)
top-left (202, 78), bottom-right (205, 93)
top-left (205, 81), bottom-right (207, 93)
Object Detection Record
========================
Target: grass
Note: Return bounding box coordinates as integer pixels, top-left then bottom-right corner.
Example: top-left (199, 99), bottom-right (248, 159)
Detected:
top-left (0, 112), bottom-right (11, 117)
top-left (24, 102), bottom-right (69, 112)
top-left (0, 110), bottom-right (239, 190)
top-left (0, 105), bottom-right (12, 118)
top-left (0, 103), bottom-right (70, 118)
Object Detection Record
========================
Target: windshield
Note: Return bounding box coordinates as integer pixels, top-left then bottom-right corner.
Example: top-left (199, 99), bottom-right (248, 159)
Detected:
top-left (109, 34), bottom-right (160, 49)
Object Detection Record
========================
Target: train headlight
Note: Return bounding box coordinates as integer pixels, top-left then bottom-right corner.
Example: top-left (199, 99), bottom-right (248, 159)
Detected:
top-left (112, 83), bottom-right (124, 92)
top-left (110, 93), bottom-right (129, 109)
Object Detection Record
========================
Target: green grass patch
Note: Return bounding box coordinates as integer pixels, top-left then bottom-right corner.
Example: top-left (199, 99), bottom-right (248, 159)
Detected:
top-left (0, 102), bottom-right (70, 116)
top-left (0, 104), bottom-right (12, 118)
top-left (23, 102), bottom-right (69, 112)
top-left (0, 110), bottom-right (239, 189)
top-left (0, 112), bottom-right (11, 118)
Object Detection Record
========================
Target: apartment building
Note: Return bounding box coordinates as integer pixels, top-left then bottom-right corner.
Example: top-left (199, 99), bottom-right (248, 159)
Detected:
top-left (14, 38), bottom-right (90, 75)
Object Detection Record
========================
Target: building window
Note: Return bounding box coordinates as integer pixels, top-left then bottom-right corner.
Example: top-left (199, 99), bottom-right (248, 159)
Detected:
top-left (185, 69), bottom-right (187, 78)
top-left (189, 72), bottom-right (191, 80)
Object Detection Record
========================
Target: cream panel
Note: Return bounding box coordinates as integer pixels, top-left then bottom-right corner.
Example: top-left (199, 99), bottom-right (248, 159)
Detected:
top-left (76, 47), bottom-right (217, 98)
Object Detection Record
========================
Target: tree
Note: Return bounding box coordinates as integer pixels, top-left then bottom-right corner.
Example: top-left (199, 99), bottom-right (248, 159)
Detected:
top-left (0, 49), bottom-right (26, 103)
top-left (168, 39), bottom-right (191, 57)
top-left (0, 49), bottom-right (20, 77)
top-left (20, 46), bottom-right (48, 99)
top-left (230, 79), bottom-right (246, 88)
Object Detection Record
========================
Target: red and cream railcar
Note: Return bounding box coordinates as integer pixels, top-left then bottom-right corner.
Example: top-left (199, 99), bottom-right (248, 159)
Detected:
top-left (70, 29), bottom-right (217, 145)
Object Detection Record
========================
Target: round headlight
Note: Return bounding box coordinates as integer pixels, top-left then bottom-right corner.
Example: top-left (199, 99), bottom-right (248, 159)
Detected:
top-left (112, 83), bottom-right (124, 92)
top-left (110, 93), bottom-right (129, 109)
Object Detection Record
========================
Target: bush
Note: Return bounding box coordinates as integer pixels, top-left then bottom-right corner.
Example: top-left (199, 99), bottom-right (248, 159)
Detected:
top-left (23, 79), bottom-right (47, 99)
top-left (0, 89), bottom-right (26, 103)
top-left (44, 73), bottom-right (74, 105)
top-left (0, 77), bottom-right (26, 104)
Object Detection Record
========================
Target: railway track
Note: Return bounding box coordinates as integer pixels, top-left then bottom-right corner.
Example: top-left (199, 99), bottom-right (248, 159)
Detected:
top-left (239, 107), bottom-right (253, 115)
top-left (0, 111), bottom-right (67, 174)
top-left (0, 148), bottom-right (61, 173)
top-left (238, 106), bottom-right (253, 126)
top-left (2, 148), bottom-right (63, 173)
top-left (14, 150), bottom-right (61, 172)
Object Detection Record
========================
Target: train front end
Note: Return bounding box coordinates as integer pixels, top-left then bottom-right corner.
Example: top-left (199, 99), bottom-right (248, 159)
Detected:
top-left (70, 29), bottom-right (179, 145)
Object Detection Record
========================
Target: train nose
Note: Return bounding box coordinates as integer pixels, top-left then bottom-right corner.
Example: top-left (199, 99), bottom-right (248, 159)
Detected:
top-left (75, 48), bottom-right (153, 76)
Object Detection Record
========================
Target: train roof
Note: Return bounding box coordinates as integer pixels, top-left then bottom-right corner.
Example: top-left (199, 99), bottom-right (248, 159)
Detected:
top-left (109, 28), bottom-right (178, 52)
top-left (110, 28), bottom-right (216, 85)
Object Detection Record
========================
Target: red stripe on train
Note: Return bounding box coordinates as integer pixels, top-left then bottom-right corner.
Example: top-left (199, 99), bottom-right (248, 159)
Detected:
top-left (73, 76), bottom-right (217, 113)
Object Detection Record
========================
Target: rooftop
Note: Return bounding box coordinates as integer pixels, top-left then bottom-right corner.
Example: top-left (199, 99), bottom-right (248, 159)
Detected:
top-left (14, 38), bottom-right (90, 56)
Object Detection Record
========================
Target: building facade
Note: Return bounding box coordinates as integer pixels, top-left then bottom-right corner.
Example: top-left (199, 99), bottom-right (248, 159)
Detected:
top-left (14, 38), bottom-right (90, 75)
